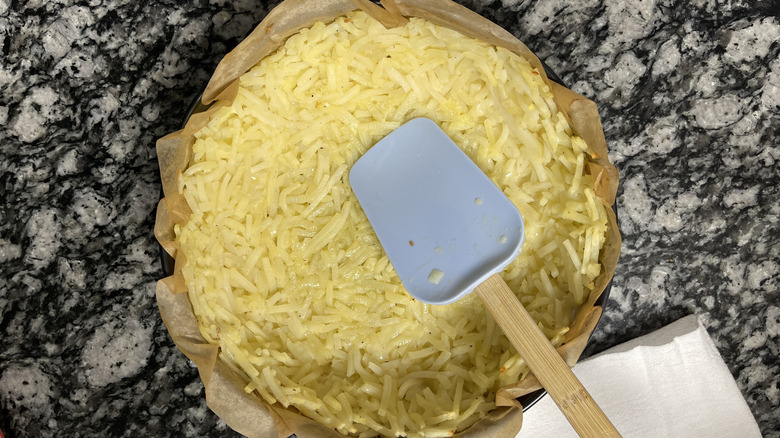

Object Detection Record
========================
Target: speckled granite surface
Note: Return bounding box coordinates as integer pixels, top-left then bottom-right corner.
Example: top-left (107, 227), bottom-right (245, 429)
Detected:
top-left (0, 0), bottom-right (777, 436)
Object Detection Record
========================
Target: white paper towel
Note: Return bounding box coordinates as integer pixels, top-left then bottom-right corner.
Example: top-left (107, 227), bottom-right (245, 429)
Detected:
top-left (516, 315), bottom-right (761, 438)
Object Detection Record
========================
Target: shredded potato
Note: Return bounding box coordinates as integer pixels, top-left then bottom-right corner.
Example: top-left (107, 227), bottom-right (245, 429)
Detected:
top-left (175, 10), bottom-right (609, 438)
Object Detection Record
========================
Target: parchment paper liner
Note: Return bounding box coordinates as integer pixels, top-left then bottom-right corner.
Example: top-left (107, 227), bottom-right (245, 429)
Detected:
top-left (154, 1), bottom-right (621, 436)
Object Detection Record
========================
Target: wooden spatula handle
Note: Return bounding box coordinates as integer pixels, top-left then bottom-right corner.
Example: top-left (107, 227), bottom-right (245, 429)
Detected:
top-left (475, 273), bottom-right (621, 438)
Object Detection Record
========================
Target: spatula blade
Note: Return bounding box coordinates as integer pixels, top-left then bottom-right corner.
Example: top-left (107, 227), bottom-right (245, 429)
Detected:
top-left (349, 118), bottom-right (524, 305)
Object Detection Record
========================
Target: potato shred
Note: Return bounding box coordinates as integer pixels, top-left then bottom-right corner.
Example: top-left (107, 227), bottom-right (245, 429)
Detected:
top-left (175, 10), bottom-right (609, 438)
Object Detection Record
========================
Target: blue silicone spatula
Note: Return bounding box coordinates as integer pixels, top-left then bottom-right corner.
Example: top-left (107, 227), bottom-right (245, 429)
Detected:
top-left (350, 118), bottom-right (620, 438)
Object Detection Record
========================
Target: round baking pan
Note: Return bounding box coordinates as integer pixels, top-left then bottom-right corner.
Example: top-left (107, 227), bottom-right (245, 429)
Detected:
top-left (157, 59), bottom-right (615, 418)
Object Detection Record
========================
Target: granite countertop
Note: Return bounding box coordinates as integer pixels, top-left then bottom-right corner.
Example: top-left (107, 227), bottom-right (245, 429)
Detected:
top-left (1, 0), bottom-right (777, 436)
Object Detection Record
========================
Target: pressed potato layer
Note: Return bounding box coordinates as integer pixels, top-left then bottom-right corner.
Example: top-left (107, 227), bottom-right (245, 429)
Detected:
top-left (175, 10), bottom-right (609, 438)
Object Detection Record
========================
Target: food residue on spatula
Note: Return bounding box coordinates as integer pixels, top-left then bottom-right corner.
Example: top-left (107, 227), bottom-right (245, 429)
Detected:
top-left (428, 269), bottom-right (445, 284)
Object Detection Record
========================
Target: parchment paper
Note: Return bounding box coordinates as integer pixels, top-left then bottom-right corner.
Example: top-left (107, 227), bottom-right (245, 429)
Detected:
top-left (154, 1), bottom-right (621, 436)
